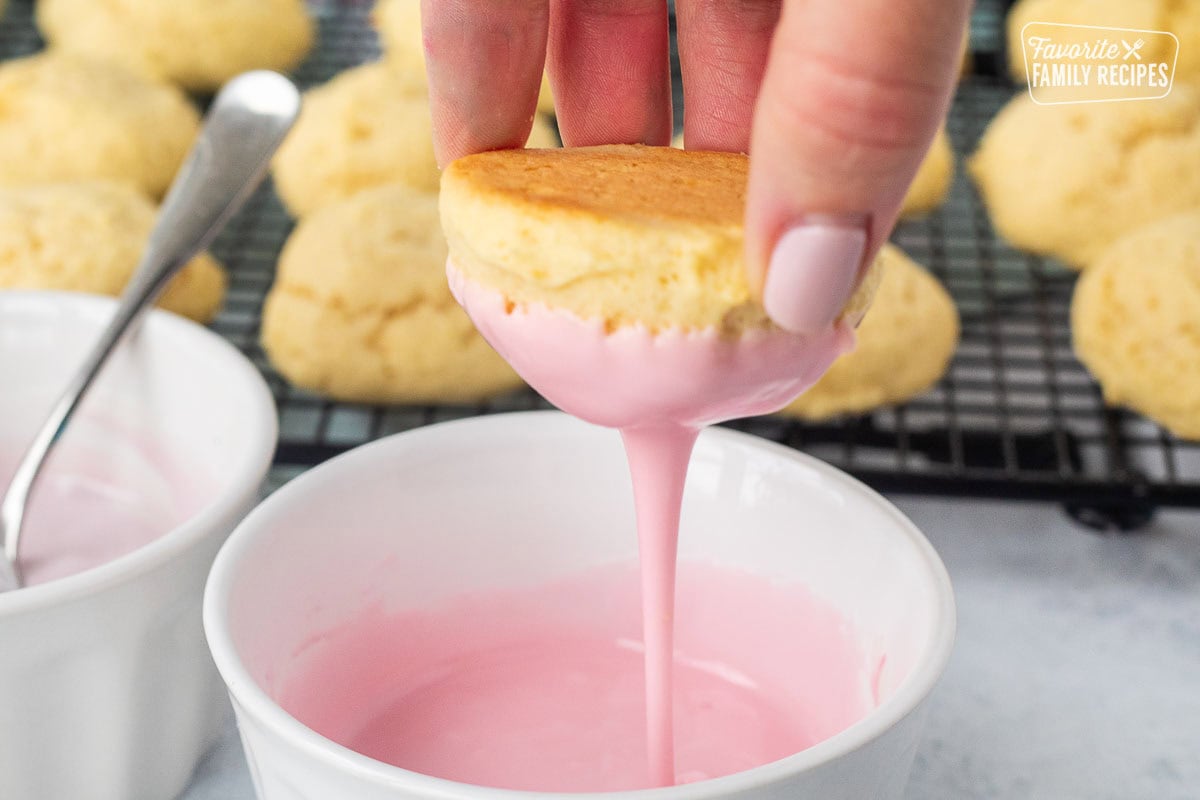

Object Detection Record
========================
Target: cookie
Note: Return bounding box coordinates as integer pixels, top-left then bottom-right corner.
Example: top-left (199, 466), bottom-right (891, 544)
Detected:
top-left (440, 144), bottom-right (881, 334)
top-left (261, 184), bottom-right (523, 404)
top-left (0, 54), bottom-right (200, 198)
top-left (968, 84), bottom-right (1200, 268)
top-left (1072, 211), bottom-right (1200, 439)
top-left (0, 181), bottom-right (226, 322)
top-left (778, 245), bottom-right (958, 420)
top-left (1007, 0), bottom-right (1200, 82)
top-left (901, 127), bottom-right (954, 218)
top-left (272, 62), bottom-right (559, 218)
top-left (373, 0), bottom-right (556, 112)
top-left (36, 0), bottom-right (314, 92)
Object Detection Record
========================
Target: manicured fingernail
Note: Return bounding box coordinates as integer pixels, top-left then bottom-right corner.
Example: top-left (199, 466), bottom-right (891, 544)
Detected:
top-left (763, 218), bottom-right (868, 335)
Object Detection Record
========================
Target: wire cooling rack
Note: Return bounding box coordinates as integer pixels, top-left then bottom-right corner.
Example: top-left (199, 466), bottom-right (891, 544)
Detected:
top-left (1, 0), bottom-right (1196, 527)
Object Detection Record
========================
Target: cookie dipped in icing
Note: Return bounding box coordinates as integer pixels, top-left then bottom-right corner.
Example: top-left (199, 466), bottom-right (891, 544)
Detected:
top-left (440, 144), bottom-right (881, 428)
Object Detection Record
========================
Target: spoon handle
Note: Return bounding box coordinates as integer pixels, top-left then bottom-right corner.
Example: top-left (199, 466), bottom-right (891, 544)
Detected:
top-left (0, 71), bottom-right (301, 591)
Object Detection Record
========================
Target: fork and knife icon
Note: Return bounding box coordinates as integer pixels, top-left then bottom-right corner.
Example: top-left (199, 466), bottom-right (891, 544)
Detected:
top-left (1122, 39), bottom-right (1146, 61)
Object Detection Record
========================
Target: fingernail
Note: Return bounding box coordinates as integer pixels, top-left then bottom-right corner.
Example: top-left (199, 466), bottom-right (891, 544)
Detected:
top-left (763, 218), bottom-right (868, 335)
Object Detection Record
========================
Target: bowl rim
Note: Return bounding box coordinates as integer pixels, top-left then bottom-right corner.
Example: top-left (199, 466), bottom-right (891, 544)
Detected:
top-left (0, 290), bottom-right (278, 617)
top-left (204, 410), bottom-right (956, 799)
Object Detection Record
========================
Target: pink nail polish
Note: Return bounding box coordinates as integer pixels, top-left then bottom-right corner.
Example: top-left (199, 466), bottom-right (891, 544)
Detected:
top-left (763, 218), bottom-right (868, 335)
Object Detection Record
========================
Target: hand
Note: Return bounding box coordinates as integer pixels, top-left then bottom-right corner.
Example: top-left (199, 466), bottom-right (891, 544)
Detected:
top-left (421, 0), bottom-right (971, 334)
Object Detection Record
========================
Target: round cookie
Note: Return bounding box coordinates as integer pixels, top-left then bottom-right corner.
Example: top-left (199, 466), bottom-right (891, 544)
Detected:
top-left (273, 62), bottom-right (559, 218)
top-left (1007, 0), bottom-right (1200, 83)
top-left (261, 184), bottom-right (523, 404)
top-left (440, 145), bottom-right (881, 334)
top-left (778, 246), bottom-right (958, 420)
top-left (0, 182), bottom-right (226, 323)
top-left (0, 54), bottom-right (200, 198)
top-left (968, 84), bottom-right (1200, 269)
top-left (1072, 211), bottom-right (1200, 440)
top-left (900, 127), bottom-right (954, 219)
top-left (36, 0), bottom-right (314, 93)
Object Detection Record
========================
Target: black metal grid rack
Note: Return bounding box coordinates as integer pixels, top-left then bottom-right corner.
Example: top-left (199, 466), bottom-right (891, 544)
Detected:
top-left (2, 0), bottom-right (1197, 524)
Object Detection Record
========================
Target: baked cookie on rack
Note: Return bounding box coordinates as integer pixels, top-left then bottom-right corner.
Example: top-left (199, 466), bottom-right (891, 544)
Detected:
top-left (1072, 211), bottom-right (1200, 440)
top-left (272, 62), bottom-right (558, 218)
top-left (261, 183), bottom-right (523, 404)
top-left (969, 84), bottom-right (1200, 268)
top-left (778, 246), bottom-right (958, 420)
top-left (0, 54), bottom-right (199, 198)
top-left (900, 128), bottom-right (955, 219)
top-left (36, 0), bottom-right (314, 92)
top-left (0, 181), bottom-right (226, 322)
top-left (372, 0), bottom-right (556, 112)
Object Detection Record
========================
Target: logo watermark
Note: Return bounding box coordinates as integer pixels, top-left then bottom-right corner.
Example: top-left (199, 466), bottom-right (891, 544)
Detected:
top-left (1021, 22), bottom-right (1179, 105)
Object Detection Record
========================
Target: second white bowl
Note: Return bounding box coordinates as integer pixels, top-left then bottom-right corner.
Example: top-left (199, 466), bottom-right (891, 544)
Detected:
top-left (0, 291), bottom-right (277, 800)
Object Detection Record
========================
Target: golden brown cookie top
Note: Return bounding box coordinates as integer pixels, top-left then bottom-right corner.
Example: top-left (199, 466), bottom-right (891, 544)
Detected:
top-left (445, 145), bottom-right (746, 231)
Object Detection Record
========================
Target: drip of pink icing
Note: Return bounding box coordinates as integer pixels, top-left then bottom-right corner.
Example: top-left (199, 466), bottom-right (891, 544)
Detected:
top-left (449, 261), bottom-right (854, 787)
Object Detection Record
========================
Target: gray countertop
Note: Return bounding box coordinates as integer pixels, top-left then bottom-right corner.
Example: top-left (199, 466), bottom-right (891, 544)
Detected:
top-left (182, 497), bottom-right (1200, 800)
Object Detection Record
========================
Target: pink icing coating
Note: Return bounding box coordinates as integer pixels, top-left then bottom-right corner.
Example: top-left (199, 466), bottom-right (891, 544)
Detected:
top-left (447, 261), bottom-right (854, 429)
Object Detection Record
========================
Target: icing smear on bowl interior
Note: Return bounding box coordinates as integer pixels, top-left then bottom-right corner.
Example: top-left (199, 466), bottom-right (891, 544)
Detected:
top-left (441, 144), bottom-right (881, 787)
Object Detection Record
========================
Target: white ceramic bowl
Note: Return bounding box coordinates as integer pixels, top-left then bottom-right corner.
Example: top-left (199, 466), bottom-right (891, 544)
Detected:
top-left (206, 411), bottom-right (954, 800)
top-left (0, 292), bottom-right (277, 800)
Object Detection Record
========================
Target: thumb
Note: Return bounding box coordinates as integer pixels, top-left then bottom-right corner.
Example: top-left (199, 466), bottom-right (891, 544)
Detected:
top-left (745, 0), bottom-right (969, 334)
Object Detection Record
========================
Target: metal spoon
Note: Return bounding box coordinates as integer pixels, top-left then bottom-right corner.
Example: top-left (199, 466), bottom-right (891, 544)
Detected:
top-left (0, 71), bottom-right (301, 592)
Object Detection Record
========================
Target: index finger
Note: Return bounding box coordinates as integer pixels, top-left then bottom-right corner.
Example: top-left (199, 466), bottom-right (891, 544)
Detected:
top-left (422, 0), bottom-right (550, 167)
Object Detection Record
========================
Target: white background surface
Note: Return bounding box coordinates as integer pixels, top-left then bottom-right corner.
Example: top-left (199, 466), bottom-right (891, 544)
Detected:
top-left (181, 497), bottom-right (1200, 800)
